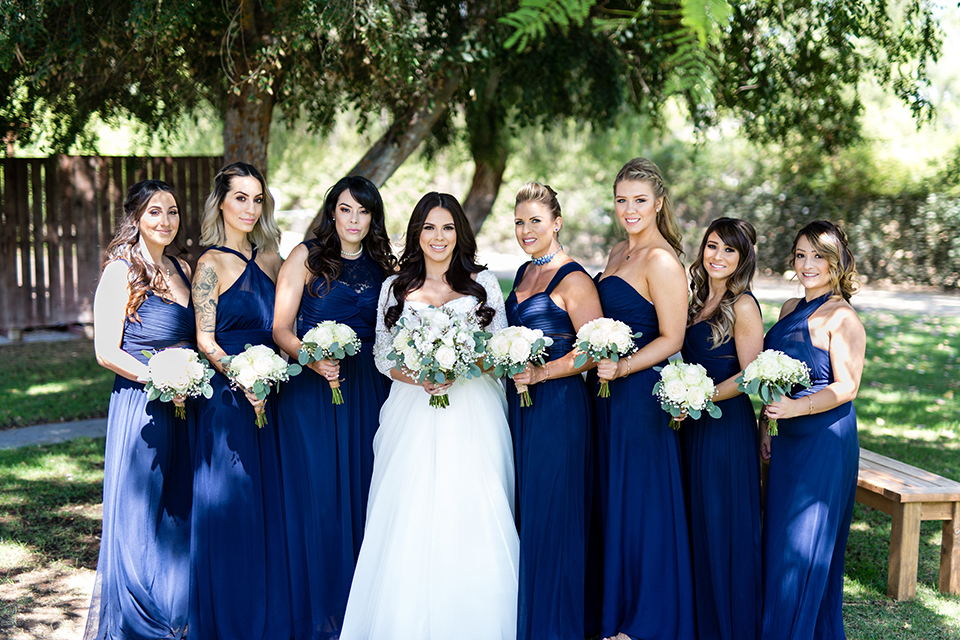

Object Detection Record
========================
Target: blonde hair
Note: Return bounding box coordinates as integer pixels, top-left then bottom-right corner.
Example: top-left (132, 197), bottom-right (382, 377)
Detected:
top-left (614, 157), bottom-right (683, 257)
top-left (515, 182), bottom-right (562, 219)
top-left (792, 220), bottom-right (860, 301)
top-left (199, 162), bottom-right (280, 253)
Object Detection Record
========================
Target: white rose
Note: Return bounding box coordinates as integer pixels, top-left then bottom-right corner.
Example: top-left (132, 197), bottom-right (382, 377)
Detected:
top-left (684, 386), bottom-right (708, 411)
top-left (488, 334), bottom-right (510, 358)
top-left (681, 364), bottom-right (703, 385)
top-left (588, 326), bottom-right (609, 349)
top-left (743, 360), bottom-right (759, 381)
top-left (508, 338), bottom-right (532, 363)
top-left (252, 353), bottom-right (276, 376)
top-left (661, 364), bottom-right (682, 383)
top-left (186, 360), bottom-right (205, 381)
top-left (237, 368), bottom-right (259, 389)
top-left (758, 356), bottom-right (781, 380)
top-left (663, 379), bottom-right (687, 404)
top-left (435, 345), bottom-right (458, 370)
top-left (393, 330), bottom-right (410, 351)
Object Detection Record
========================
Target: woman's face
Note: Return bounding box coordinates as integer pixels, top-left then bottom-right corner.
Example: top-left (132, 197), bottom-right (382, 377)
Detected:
top-left (220, 175), bottom-right (264, 236)
top-left (702, 231), bottom-right (740, 284)
top-left (614, 179), bottom-right (661, 235)
top-left (333, 189), bottom-right (372, 254)
top-left (514, 201), bottom-right (559, 258)
top-left (794, 234), bottom-right (832, 295)
top-left (138, 191), bottom-right (180, 251)
top-left (419, 207), bottom-right (457, 267)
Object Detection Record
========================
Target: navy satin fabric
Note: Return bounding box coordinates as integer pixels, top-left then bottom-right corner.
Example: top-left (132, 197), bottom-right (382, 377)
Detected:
top-left (761, 294), bottom-right (859, 640)
top-left (590, 274), bottom-right (695, 640)
top-left (505, 261), bottom-right (592, 640)
top-left (190, 246), bottom-right (292, 640)
top-left (680, 293), bottom-right (762, 640)
top-left (277, 246), bottom-right (390, 639)
top-left (85, 260), bottom-right (195, 640)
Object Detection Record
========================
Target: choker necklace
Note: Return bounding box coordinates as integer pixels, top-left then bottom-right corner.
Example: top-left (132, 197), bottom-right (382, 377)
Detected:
top-left (341, 247), bottom-right (363, 258)
top-left (532, 245), bottom-right (563, 266)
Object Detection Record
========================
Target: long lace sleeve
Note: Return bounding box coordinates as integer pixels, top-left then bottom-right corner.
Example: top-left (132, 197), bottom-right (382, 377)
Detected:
top-left (478, 270), bottom-right (508, 334)
top-left (373, 276), bottom-right (399, 377)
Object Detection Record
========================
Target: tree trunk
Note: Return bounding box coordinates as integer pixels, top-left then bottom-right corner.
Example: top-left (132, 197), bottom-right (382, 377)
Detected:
top-left (462, 67), bottom-right (509, 234)
top-left (462, 144), bottom-right (509, 234)
top-left (222, 82), bottom-right (275, 173)
top-left (348, 69), bottom-right (462, 186)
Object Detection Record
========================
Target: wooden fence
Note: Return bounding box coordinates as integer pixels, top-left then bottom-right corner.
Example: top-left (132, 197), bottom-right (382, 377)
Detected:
top-left (0, 155), bottom-right (223, 335)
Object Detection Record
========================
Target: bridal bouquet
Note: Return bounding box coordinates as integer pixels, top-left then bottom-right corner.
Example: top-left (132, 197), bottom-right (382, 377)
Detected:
top-left (298, 321), bottom-right (362, 405)
top-left (222, 344), bottom-right (302, 428)
top-left (484, 326), bottom-right (554, 407)
top-left (387, 306), bottom-right (488, 408)
top-left (736, 349), bottom-right (811, 435)
top-left (653, 359), bottom-right (722, 430)
top-left (140, 347), bottom-right (215, 419)
top-left (573, 318), bottom-right (642, 397)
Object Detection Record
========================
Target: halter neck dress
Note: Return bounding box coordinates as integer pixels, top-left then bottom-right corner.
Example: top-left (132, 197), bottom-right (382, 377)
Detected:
top-left (276, 244), bottom-right (390, 639)
top-left (189, 245), bottom-right (292, 640)
top-left (591, 274), bottom-right (695, 640)
top-left (761, 293), bottom-right (859, 640)
top-left (680, 292), bottom-right (762, 640)
top-left (84, 258), bottom-right (195, 640)
top-left (505, 261), bottom-right (593, 640)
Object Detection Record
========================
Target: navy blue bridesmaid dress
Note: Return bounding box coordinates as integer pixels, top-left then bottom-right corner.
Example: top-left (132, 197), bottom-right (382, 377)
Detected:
top-left (680, 293), bottom-right (762, 640)
top-left (277, 245), bottom-right (390, 640)
top-left (189, 246), bottom-right (292, 640)
top-left (505, 262), bottom-right (592, 640)
top-left (761, 294), bottom-right (859, 640)
top-left (85, 259), bottom-right (195, 640)
top-left (592, 275), bottom-right (695, 640)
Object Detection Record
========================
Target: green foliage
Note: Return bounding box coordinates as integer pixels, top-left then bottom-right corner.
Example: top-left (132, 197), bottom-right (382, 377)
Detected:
top-left (500, 0), bottom-right (593, 51)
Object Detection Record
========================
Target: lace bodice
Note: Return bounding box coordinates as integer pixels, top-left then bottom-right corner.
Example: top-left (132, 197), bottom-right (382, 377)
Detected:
top-left (374, 270), bottom-right (507, 376)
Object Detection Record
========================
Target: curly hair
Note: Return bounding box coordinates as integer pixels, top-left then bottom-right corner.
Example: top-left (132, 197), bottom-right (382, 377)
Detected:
top-left (385, 192), bottom-right (494, 329)
top-left (199, 162), bottom-right (280, 253)
top-left (792, 220), bottom-right (860, 301)
top-left (306, 176), bottom-right (397, 295)
top-left (614, 157), bottom-right (683, 257)
top-left (101, 180), bottom-right (186, 321)
top-left (688, 217), bottom-right (758, 347)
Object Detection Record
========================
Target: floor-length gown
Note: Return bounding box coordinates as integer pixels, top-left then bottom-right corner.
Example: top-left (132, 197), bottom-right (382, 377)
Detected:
top-left (505, 262), bottom-right (592, 640)
top-left (276, 246), bottom-right (390, 639)
top-left (340, 269), bottom-right (520, 640)
top-left (189, 246), bottom-right (291, 640)
top-left (761, 293), bottom-right (859, 640)
top-left (84, 259), bottom-right (195, 640)
top-left (592, 275), bottom-right (695, 640)
top-left (680, 293), bottom-right (762, 640)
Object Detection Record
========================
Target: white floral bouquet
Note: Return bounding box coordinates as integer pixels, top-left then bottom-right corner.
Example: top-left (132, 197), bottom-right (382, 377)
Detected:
top-left (140, 347), bottom-right (215, 419)
top-left (298, 321), bottom-right (362, 405)
top-left (222, 343), bottom-right (302, 428)
top-left (386, 306), bottom-right (488, 408)
top-left (484, 326), bottom-right (554, 407)
top-left (573, 318), bottom-right (642, 397)
top-left (736, 349), bottom-right (812, 435)
top-left (653, 359), bottom-right (722, 430)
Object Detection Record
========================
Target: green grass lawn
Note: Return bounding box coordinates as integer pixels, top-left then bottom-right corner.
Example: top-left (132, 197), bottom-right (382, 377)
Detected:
top-left (0, 310), bottom-right (958, 636)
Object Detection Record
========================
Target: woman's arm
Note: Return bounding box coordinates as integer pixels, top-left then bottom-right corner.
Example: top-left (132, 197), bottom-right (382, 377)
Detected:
top-left (93, 261), bottom-right (149, 382)
top-left (597, 249), bottom-right (687, 381)
top-left (514, 270), bottom-right (603, 385)
top-left (712, 294), bottom-right (765, 402)
top-left (764, 303), bottom-right (865, 421)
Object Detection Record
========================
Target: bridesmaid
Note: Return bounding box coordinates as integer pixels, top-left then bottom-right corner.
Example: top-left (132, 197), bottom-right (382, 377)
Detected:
top-left (680, 218), bottom-right (763, 640)
top-left (273, 176), bottom-right (396, 639)
top-left (189, 162), bottom-right (291, 640)
top-left (760, 220), bottom-right (864, 640)
top-left (86, 180), bottom-right (194, 640)
top-left (505, 182), bottom-right (602, 640)
top-left (592, 157), bottom-right (694, 640)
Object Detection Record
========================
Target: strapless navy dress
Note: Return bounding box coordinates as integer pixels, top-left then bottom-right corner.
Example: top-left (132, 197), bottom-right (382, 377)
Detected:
top-left (761, 294), bottom-right (859, 640)
top-left (84, 259), bottom-right (195, 640)
top-left (680, 293), bottom-right (762, 640)
top-left (276, 246), bottom-right (389, 639)
top-left (505, 262), bottom-right (592, 640)
top-left (189, 246), bottom-right (292, 640)
top-left (592, 275), bottom-right (695, 640)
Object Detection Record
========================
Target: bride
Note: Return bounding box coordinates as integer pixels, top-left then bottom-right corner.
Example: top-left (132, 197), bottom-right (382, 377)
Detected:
top-left (339, 192), bottom-right (520, 640)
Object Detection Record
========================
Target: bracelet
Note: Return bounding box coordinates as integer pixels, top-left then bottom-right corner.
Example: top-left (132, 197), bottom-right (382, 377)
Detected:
top-left (625, 355), bottom-right (633, 375)
top-left (808, 395), bottom-right (814, 415)
top-left (543, 363), bottom-right (550, 381)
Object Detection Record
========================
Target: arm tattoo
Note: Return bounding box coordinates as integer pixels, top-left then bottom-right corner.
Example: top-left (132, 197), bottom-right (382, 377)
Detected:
top-left (193, 263), bottom-right (219, 333)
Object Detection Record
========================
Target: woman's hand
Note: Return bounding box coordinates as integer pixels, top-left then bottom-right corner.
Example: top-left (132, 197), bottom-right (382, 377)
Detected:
top-left (309, 358), bottom-right (340, 383)
top-left (422, 380), bottom-right (453, 396)
top-left (512, 363), bottom-right (547, 387)
top-left (759, 417), bottom-right (773, 460)
top-left (764, 396), bottom-right (803, 422)
top-left (596, 357), bottom-right (621, 382)
top-left (242, 387), bottom-right (267, 414)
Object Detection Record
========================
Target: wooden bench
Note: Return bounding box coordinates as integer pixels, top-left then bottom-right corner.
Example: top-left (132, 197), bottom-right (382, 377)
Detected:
top-left (856, 448), bottom-right (960, 600)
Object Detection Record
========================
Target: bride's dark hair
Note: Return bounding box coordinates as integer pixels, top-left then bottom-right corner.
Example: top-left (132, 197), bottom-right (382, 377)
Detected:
top-left (385, 192), bottom-right (494, 329)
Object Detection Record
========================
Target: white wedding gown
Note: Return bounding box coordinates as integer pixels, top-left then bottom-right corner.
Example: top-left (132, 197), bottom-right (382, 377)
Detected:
top-left (339, 270), bottom-right (520, 640)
